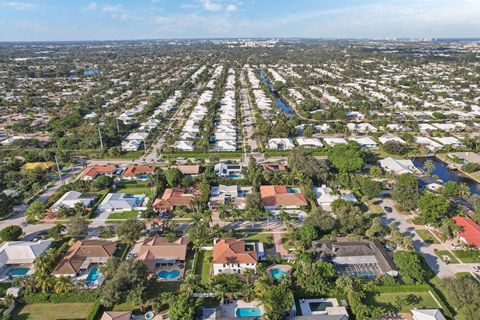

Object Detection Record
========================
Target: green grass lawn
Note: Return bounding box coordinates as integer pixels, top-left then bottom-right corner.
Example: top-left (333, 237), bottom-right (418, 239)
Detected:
top-left (107, 210), bottom-right (139, 220)
top-left (416, 229), bottom-right (440, 244)
top-left (365, 291), bottom-right (439, 312)
top-left (435, 250), bottom-right (460, 263)
top-left (114, 243), bottom-right (130, 258)
top-left (241, 232), bottom-right (274, 249)
top-left (196, 250), bottom-right (213, 284)
top-left (452, 249), bottom-right (480, 263)
top-left (12, 303), bottom-right (95, 320)
top-left (116, 181), bottom-right (154, 198)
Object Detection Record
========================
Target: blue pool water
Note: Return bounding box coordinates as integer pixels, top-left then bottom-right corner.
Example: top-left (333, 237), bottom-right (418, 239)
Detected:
top-left (8, 267), bottom-right (29, 277)
top-left (158, 270), bottom-right (180, 279)
top-left (287, 187), bottom-right (300, 194)
top-left (228, 174), bottom-right (244, 179)
top-left (86, 266), bottom-right (100, 284)
top-left (236, 308), bottom-right (262, 318)
top-left (138, 174), bottom-right (149, 181)
top-left (124, 194), bottom-right (145, 206)
top-left (270, 268), bottom-right (287, 279)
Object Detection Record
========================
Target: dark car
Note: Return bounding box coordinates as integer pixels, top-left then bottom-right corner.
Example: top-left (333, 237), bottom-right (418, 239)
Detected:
top-left (384, 206), bottom-right (393, 213)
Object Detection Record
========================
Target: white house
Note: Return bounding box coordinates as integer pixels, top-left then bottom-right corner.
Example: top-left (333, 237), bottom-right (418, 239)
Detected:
top-left (0, 240), bottom-right (52, 278)
top-left (212, 238), bottom-right (259, 275)
top-left (411, 309), bottom-right (446, 320)
top-left (51, 191), bottom-right (97, 213)
top-left (121, 139), bottom-right (142, 152)
top-left (98, 193), bottom-right (148, 213)
top-left (209, 185), bottom-right (252, 209)
top-left (214, 140), bottom-right (236, 152)
top-left (214, 162), bottom-right (242, 178)
top-left (296, 137), bottom-right (323, 148)
top-left (349, 137), bottom-right (377, 149)
top-left (323, 137), bottom-right (347, 147)
top-left (314, 185), bottom-right (337, 210)
top-left (268, 138), bottom-right (295, 150)
top-left (433, 136), bottom-right (462, 147)
top-left (414, 136), bottom-right (443, 151)
top-left (379, 135), bottom-right (407, 145)
top-left (173, 140), bottom-right (194, 151)
top-left (378, 157), bottom-right (418, 175)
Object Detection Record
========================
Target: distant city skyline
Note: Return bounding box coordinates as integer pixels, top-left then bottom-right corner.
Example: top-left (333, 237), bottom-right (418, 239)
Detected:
top-left (1, 0), bottom-right (480, 41)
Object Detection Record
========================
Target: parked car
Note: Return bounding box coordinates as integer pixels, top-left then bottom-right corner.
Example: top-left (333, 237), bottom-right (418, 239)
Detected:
top-left (425, 224), bottom-right (434, 230)
top-left (451, 243), bottom-right (462, 249)
top-left (472, 266), bottom-right (480, 272)
top-left (384, 206), bottom-right (393, 213)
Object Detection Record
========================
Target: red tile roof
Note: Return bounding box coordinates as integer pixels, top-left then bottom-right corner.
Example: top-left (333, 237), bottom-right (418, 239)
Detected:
top-left (260, 185), bottom-right (308, 207)
top-left (213, 238), bottom-right (258, 264)
top-left (83, 165), bottom-right (115, 178)
top-left (153, 188), bottom-right (195, 211)
top-left (122, 165), bottom-right (156, 177)
top-left (453, 216), bottom-right (480, 248)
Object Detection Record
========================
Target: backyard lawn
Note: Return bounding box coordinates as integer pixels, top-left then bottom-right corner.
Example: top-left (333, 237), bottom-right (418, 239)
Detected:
top-left (434, 250), bottom-right (460, 263)
top-left (107, 210), bottom-right (139, 220)
top-left (12, 303), bottom-right (95, 320)
top-left (365, 291), bottom-right (440, 312)
top-left (116, 181), bottom-right (154, 198)
top-left (452, 249), bottom-right (480, 263)
top-left (196, 250), bottom-right (213, 284)
top-left (416, 229), bottom-right (440, 244)
top-left (241, 232), bottom-right (274, 249)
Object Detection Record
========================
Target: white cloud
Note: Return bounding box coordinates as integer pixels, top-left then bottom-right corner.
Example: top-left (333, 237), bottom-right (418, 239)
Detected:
top-left (83, 2), bottom-right (97, 11)
top-left (226, 4), bottom-right (237, 12)
top-left (102, 4), bottom-right (124, 14)
top-left (201, 0), bottom-right (222, 12)
top-left (4, 1), bottom-right (36, 10)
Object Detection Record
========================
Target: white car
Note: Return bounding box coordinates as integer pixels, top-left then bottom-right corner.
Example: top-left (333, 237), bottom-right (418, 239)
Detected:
top-left (451, 243), bottom-right (462, 249)
top-left (425, 224), bottom-right (434, 230)
top-left (473, 266), bottom-right (480, 272)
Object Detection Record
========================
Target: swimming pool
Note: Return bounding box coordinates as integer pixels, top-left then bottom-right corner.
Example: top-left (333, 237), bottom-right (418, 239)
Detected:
top-left (309, 301), bottom-right (333, 312)
top-left (270, 268), bottom-right (287, 280)
top-left (235, 307), bottom-right (262, 318)
top-left (8, 267), bottom-right (30, 277)
top-left (124, 194), bottom-right (145, 206)
top-left (287, 187), bottom-right (301, 194)
top-left (228, 173), bottom-right (244, 179)
top-left (138, 174), bottom-right (149, 181)
top-left (86, 266), bottom-right (100, 284)
top-left (158, 270), bottom-right (180, 279)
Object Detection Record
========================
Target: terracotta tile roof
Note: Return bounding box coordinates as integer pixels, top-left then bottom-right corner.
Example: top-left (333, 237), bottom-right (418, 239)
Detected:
top-left (52, 240), bottom-right (117, 275)
top-left (101, 311), bottom-right (132, 320)
top-left (260, 185), bottom-right (308, 207)
top-left (137, 235), bottom-right (189, 273)
top-left (122, 165), bottom-right (156, 177)
top-left (176, 165), bottom-right (200, 175)
top-left (153, 188), bottom-right (195, 211)
top-left (213, 238), bottom-right (258, 264)
top-left (453, 216), bottom-right (480, 248)
top-left (83, 165), bottom-right (115, 178)
top-left (261, 163), bottom-right (286, 172)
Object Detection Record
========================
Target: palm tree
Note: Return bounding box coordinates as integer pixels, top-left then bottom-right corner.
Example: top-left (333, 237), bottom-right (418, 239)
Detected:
top-left (35, 273), bottom-right (54, 293)
top-left (424, 160), bottom-right (435, 176)
top-left (458, 183), bottom-right (471, 199)
top-left (34, 254), bottom-right (53, 275)
top-left (54, 276), bottom-right (73, 294)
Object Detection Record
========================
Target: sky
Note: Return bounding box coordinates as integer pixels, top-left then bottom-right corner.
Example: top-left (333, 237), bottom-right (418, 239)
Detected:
top-left (1, 0), bottom-right (480, 41)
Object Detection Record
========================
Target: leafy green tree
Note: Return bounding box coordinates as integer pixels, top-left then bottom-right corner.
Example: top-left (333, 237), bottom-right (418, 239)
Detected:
top-left (293, 260), bottom-right (337, 295)
top-left (164, 168), bottom-right (184, 188)
top-left (442, 275), bottom-right (480, 320)
top-left (418, 193), bottom-right (451, 224)
top-left (0, 225), bottom-right (22, 241)
top-left (167, 293), bottom-right (198, 320)
top-left (383, 141), bottom-right (409, 155)
top-left (393, 251), bottom-right (426, 284)
top-left (392, 173), bottom-right (419, 211)
top-left (92, 175), bottom-right (112, 191)
top-left (366, 217), bottom-right (388, 239)
top-left (289, 148), bottom-right (330, 183)
top-left (327, 142), bottom-right (365, 173)
top-left (25, 201), bottom-right (46, 221)
top-left (254, 278), bottom-right (293, 320)
top-left (67, 216), bottom-right (88, 239)
top-left (0, 193), bottom-right (14, 218)
top-left (47, 224), bottom-right (65, 240)
top-left (332, 199), bottom-right (368, 235)
top-left (116, 219), bottom-right (145, 244)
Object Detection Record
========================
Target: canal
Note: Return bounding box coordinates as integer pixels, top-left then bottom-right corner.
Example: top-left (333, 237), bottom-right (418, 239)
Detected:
top-left (412, 156), bottom-right (480, 195)
top-left (258, 70), bottom-right (295, 118)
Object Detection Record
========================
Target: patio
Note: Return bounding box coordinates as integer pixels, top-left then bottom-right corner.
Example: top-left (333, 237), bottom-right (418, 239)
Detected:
top-left (221, 300), bottom-right (264, 318)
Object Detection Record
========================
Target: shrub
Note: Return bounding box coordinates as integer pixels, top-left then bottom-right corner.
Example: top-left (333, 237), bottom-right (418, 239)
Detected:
top-left (0, 225), bottom-right (22, 241)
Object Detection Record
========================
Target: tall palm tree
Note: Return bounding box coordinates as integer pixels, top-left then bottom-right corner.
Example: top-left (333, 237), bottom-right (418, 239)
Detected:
top-left (35, 273), bottom-right (54, 293)
top-left (458, 183), bottom-right (471, 199)
top-left (54, 276), bottom-right (73, 294)
top-left (34, 254), bottom-right (53, 275)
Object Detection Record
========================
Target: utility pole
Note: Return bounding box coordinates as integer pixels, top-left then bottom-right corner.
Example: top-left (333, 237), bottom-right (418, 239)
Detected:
top-left (54, 155), bottom-right (63, 185)
top-left (98, 125), bottom-right (104, 152)
top-left (116, 118), bottom-right (120, 133)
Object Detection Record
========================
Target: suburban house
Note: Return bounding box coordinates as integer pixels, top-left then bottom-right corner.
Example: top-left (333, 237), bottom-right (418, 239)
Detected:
top-left (296, 137), bottom-right (323, 148)
top-left (349, 137), bottom-right (377, 149)
top-left (267, 138), bottom-right (295, 150)
top-left (136, 235), bottom-right (189, 273)
top-left (312, 239), bottom-right (398, 277)
top-left (52, 240), bottom-right (117, 277)
top-left (314, 185), bottom-right (338, 210)
top-left (0, 240), bottom-right (52, 279)
top-left (173, 140), bottom-right (194, 151)
top-left (323, 137), bottom-right (347, 147)
top-left (209, 185), bottom-right (253, 209)
top-left (82, 165), bottom-right (116, 181)
top-left (212, 238), bottom-right (258, 275)
top-left (378, 157), bottom-right (418, 175)
top-left (214, 162), bottom-right (242, 178)
top-left (260, 161), bottom-right (287, 172)
top-left (176, 165), bottom-right (200, 177)
top-left (260, 185), bottom-right (308, 210)
top-left (50, 191), bottom-right (97, 213)
top-left (121, 165), bottom-right (156, 180)
top-left (98, 193), bottom-right (148, 213)
top-left (453, 216), bottom-right (480, 248)
top-left (411, 309), bottom-right (446, 320)
top-left (152, 188), bottom-right (196, 212)
top-left (100, 311), bottom-right (132, 320)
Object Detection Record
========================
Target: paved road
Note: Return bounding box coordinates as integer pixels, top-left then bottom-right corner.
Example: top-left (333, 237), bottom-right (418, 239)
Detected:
top-left (379, 198), bottom-right (479, 279)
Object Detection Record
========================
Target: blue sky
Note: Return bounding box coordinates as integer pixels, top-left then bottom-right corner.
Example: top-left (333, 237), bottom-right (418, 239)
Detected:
top-left (1, 0), bottom-right (479, 41)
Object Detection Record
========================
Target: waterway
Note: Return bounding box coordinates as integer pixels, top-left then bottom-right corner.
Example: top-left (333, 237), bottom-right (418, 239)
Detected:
top-left (412, 156), bottom-right (480, 194)
top-left (258, 70), bottom-right (295, 118)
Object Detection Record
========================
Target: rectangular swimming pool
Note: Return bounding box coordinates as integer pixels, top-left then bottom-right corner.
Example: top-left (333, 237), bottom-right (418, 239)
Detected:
top-left (309, 301), bottom-right (333, 312)
top-left (8, 267), bottom-right (30, 277)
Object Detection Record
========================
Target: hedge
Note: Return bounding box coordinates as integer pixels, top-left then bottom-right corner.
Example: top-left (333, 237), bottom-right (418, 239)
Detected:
top-left (86, 300), bottom-right (102, 320)
top-left (23, 290), bottom-right (100, 304)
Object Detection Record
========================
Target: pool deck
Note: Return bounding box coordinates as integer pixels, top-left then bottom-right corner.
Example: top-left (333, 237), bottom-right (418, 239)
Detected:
top-left (299, 298), bottom-right (339, 316)
top-left (221, 300), bottom-right (264, 318)
top-left (0, 265), bottom-right (34, 283)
